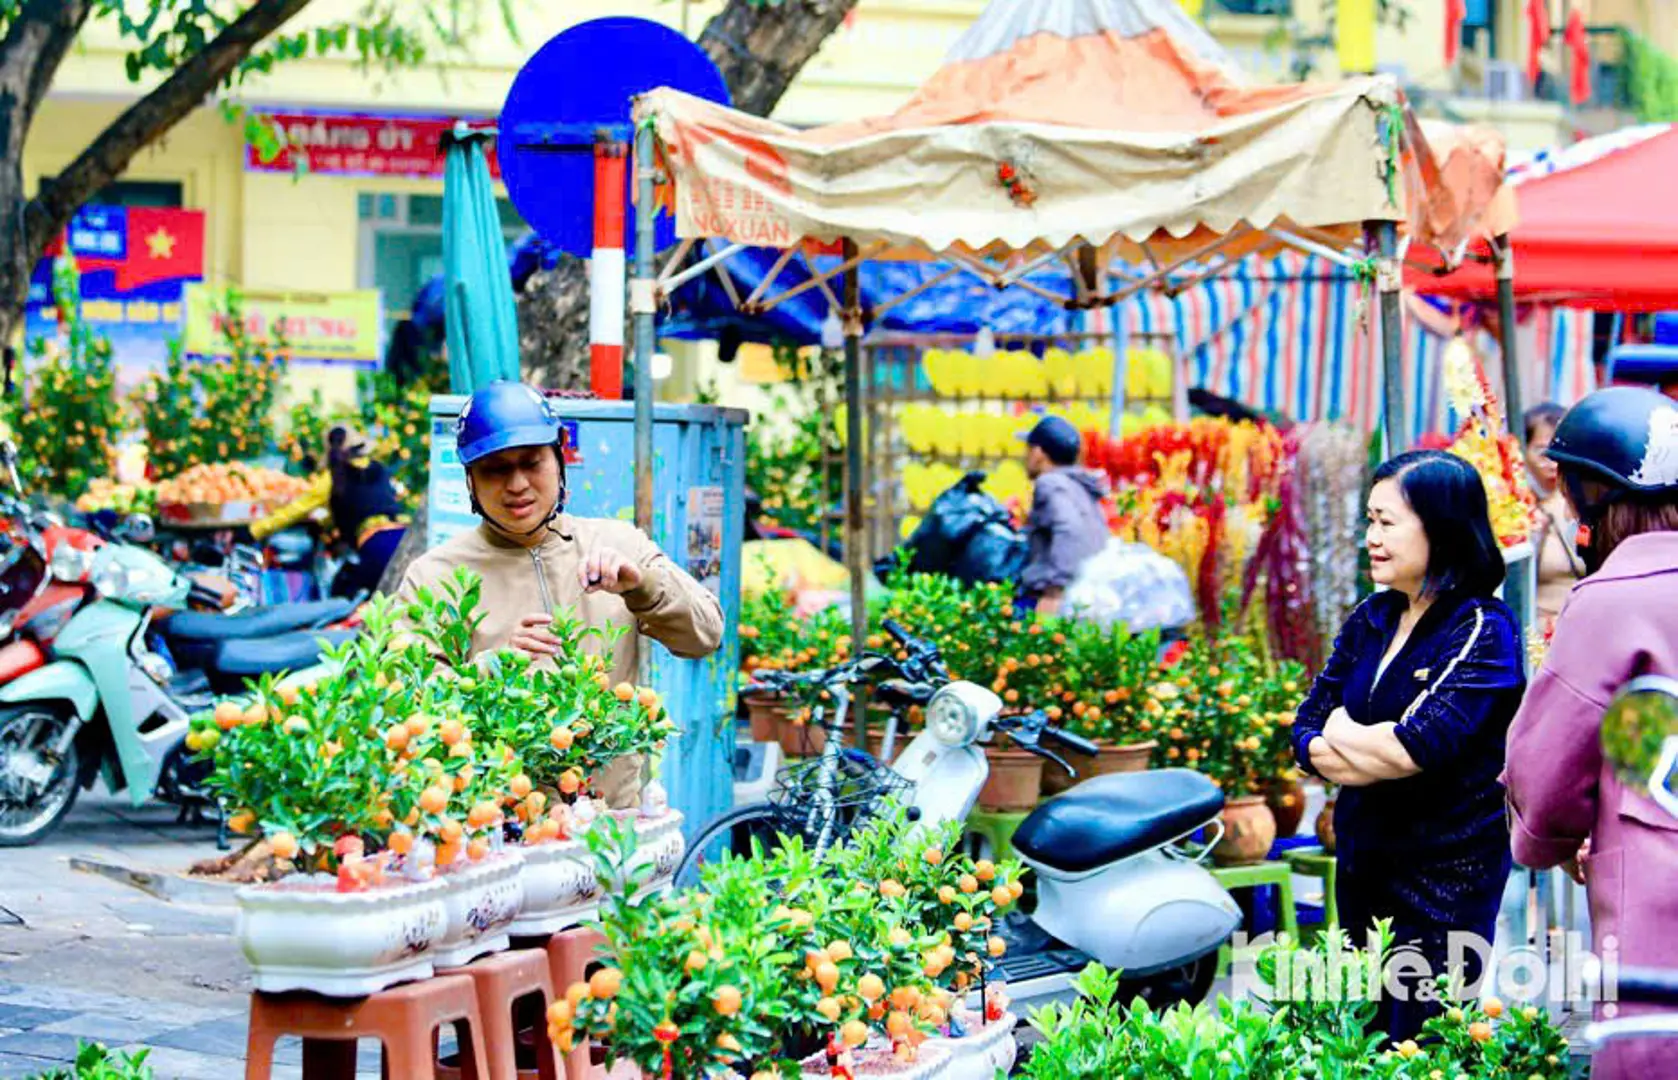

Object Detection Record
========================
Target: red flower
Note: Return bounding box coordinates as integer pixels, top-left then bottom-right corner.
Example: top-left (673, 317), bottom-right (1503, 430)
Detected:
top-left (998, 162), bottom-right (1016, 182)
top-left (1162, 640), bottom-right (1190, 667)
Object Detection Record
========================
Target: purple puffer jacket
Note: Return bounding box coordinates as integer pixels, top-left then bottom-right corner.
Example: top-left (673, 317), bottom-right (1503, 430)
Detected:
top-left (1021, 468), bottom-right (1109, 596)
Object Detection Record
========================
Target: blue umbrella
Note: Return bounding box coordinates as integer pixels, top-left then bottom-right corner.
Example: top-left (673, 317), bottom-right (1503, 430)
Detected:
top-left (442, 125), bottom-right (520, 392)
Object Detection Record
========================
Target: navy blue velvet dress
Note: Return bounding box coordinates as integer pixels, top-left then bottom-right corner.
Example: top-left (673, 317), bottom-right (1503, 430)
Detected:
top-left (1292, 589), bottom-right (1524, 1044)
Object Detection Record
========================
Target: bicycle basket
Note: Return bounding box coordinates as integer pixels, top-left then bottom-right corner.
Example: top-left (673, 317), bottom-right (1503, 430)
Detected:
top-left (766, 751), bottom-right (916, 849)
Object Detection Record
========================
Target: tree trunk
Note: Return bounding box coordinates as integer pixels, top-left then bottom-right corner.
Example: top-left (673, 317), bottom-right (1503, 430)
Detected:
top-left (518, 0), bottom-right (861, 388)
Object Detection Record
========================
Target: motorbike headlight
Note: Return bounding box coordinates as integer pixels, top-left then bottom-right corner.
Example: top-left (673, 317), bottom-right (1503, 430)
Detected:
top-left (93, 561), bottom-right (130, 599)
top-left (49, 544), bottom-right (95, 583)
top-left (927, 689), bottom-right (978, 747)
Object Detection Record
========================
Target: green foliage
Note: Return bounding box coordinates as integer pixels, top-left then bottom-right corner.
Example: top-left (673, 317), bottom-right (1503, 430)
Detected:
top-left (30, 1041), bottom-right (153, 1080)
top-left (746, 344), bottom-right (843, 536)
top-left (135, 288), bottom-right (285, 477)
top-left (5, 257), bottom-right (125, 499)
top-left (1622, 29), bottom-right (1678, 122)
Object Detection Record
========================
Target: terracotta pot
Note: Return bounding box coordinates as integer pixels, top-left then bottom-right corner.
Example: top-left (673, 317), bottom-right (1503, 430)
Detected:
top-left (1265, 777), bottom-right (1308, 839)
top-left (1316, 796), bottom-right (1337, 854)
top-left (743, 693), bottom-right (790, 743)
top-left (978, 747), bottom-right (1044, 812)
top-left (1212, 796), bottom-right (1277, 867)
top-left (777, 712), bottom-right (830, 758)
top-left (1043, 739), bottom-right (1156, 795)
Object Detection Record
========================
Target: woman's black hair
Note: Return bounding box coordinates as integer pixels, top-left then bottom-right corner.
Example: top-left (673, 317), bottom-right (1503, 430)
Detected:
top-left (1371, 449), bottom-right (1506, 598)
top-left (1523, 401), bottom-right (1566, 443)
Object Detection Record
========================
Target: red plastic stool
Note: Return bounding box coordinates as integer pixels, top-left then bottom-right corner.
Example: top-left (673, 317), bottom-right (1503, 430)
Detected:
top-left (438, 949), bottom-right (562, 1080)
top-left (244, 974), bottom-right (489, 1080)
top-left (543, 927), bottom-right (605, 1080)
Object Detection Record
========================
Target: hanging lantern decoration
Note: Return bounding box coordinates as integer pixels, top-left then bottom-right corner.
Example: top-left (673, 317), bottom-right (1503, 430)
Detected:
top-left (1565, 9), bottom-right (1593, 106)
top-left (1526, 0), bottom-right (1553, 91)
top-left (1445, 0), bottom-right (1467, 66)
top-left (997, 161), bottom-right (1038, 208)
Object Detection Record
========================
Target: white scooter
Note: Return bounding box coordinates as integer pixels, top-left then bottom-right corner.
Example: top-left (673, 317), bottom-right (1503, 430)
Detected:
top-left (697, 619), bottom-right (1241, 1013)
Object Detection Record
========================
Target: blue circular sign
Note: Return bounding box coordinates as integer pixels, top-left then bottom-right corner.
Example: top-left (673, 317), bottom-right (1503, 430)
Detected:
top-left (500, 18), bottom-right (730, 260)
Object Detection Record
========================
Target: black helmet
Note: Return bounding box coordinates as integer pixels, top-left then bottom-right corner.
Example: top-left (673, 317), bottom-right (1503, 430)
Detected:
top-left (1546, 386), bottom-right (1678, 571)
top-left (1547, 387), bottom-right (1678, 496)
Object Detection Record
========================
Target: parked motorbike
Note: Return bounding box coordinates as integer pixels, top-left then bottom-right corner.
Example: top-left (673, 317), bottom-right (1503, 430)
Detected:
top-left (0, 511), bottom-right (355, 846)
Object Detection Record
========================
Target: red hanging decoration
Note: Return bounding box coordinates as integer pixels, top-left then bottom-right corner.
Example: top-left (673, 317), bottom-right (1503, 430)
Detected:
top-left (996, 161), bottom-right (1038, 208)
top-left (1525, 0), bottom-right (1552, 90)
top-left (1565, 9), bottom-right (1592, 105)
top-left (654, 1019), bottom-right (679, 1080)
top-left (1445, 0), bottom-right (1467, 66)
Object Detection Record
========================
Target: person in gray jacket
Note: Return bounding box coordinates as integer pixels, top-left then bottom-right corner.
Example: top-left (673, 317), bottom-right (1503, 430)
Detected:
top-left (1019, 415), bottom-right (1111, 615)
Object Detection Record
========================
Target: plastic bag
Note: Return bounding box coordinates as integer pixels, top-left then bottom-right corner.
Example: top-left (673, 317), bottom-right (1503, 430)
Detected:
top-left (1062, 539), bottom-right (1195, 632)
top-left (901, 472), bottom-right (1026, 586)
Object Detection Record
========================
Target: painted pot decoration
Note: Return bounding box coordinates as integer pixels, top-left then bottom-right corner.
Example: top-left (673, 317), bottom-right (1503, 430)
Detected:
top-left (432, 850), bottom-right (526, 969)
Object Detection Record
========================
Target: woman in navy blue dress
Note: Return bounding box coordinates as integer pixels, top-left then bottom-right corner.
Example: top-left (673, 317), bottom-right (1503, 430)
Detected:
top-left (1292, 450), bottom-right (1525, 1045)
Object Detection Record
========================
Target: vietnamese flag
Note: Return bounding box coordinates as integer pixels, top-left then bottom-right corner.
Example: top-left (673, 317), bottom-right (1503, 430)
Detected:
top-left (1445, 0), bottom-right (1467, 66)
top-left (45, 207), bottom-right (206, 292)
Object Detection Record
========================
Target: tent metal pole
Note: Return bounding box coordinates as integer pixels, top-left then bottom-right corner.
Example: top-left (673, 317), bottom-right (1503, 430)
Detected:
top-left (1494, 234), bottom-right (1525, 444)
top-left (632, 116), bottom-right (658, 539)
top-left (841, 238), bottom-right (868, 702)
top-left (1370, 220), bottom-right (1408, 456)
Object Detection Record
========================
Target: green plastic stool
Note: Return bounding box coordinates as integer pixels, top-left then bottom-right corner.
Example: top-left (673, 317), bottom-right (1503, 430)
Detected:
top-left (1281, 846), bottom-right (1339, 936)
top-left (1211, 860), bottom-right (1298, 977)
top-left (965, 808), bottom-right (1031, 862)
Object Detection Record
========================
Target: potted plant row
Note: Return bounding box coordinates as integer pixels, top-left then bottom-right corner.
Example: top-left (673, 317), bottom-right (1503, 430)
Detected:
top-left (550, 805), bottom-right (1025, 1080)
top-left (188, 567), bottom-right (685, 996)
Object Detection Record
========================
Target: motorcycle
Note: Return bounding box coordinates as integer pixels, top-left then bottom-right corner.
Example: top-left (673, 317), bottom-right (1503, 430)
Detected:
top-left (1582, 675), bottom-right (1678, 1051)
top-left (697, 618), bottom-right (1239, 1013)
top-left (0, 513), bottom-right (355, 846)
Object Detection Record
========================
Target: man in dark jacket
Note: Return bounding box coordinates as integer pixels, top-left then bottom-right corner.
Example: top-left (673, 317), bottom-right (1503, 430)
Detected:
top-left (1019, 416), bottom-right (1110, 615)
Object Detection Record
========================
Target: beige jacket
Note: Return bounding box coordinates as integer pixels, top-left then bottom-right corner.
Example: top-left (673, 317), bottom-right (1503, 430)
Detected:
top-left (395, 516), bottom-right (724, 805)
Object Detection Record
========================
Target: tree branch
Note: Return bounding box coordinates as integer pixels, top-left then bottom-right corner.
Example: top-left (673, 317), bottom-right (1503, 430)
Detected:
top-left (0, 0), bottom-right (94, 142)
top-left (26, 0), bottom-right (313, 249)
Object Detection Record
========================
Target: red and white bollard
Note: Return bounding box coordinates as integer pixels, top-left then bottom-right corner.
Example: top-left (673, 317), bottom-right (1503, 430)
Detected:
top-left (590, 139), bottom-right (628, 400)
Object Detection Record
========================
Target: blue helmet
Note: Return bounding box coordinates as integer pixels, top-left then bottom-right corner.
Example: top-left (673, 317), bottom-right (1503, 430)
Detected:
top-left (455, 382), bottom-right (561, 467)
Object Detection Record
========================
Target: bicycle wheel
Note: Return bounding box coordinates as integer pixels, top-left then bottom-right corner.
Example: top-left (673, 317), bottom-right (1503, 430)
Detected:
top-left (673, 802), bottom-right (789, 890)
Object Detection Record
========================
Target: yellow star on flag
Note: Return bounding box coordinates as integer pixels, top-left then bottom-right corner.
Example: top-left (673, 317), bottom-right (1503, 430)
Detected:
top-left (145, 227), bottom-right (176, 259)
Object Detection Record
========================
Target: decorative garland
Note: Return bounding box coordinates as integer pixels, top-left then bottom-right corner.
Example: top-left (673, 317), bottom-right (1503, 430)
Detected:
top-left (997, 161), bottom-right (1038, 207)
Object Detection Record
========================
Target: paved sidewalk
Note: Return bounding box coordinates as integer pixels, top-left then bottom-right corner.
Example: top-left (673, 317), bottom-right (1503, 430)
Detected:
top-left (0, 791), bottom-right (388, 1078)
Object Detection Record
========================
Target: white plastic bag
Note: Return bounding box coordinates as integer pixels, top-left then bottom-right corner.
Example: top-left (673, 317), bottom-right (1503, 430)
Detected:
top-left (1062, 539), bottom-right (1196, 632)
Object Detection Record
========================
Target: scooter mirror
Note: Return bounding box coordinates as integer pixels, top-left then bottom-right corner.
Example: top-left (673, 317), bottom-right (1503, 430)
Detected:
top-left (122, 514), bottom-right (156, 544)
top-left (1601, 675), bottom-right (1678, 820)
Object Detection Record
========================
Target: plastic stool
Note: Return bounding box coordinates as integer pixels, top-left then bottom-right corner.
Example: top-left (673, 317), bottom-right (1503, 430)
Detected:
top-left (439, 949), bottom-right (561, 1080)
top-left (966, 809), bottom-right (1030, 862)
top-left (1211, 860), bottom-right (1298, 978)
top-left (544, 926), bottom-right (606, 1080)
top-left (244, 973), bottom-right (488, 1080)
top-left (1281, 846), bottom-right (1339, 935)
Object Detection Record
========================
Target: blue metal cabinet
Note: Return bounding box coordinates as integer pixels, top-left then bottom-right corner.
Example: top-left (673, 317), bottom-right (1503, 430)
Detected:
top-left (426, 397), bottom-right (747, 839)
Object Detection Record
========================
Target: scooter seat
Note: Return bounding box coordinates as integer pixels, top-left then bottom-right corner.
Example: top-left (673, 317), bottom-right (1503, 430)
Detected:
top-left (1013, 768), bottom-right (1225, 874)
top-left (212, 629), bottom-right (354, 677)
top-left (164, 598), bottom-right (356, 642)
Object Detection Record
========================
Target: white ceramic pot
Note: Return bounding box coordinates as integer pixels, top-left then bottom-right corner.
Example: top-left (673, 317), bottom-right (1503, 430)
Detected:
top-left (924, 1013), bottom-right (1017, 1080)
top-left (432, 851), bottom-right (526, 969)
top-left (798, 1042), bottom-right (951, 1078)
top-left (509, 811), bottom-right (685, 936)
top-left (235, 875), bottom-right (448, 996)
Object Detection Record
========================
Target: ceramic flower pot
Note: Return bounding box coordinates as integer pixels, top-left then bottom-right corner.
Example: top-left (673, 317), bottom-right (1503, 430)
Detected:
top-left (1266, 777), bottom-right (1308, 839)
top-left (1212, 796), bottom-right (1277, 867)
top-left (977, 747), bottom-right (1043, 812)
top-left (1316, 795), bottom-right (1338, 854)
top-left (743, 693), bottom-right (790, 743)
top-left (235, 874), bottom-right (449, 996)
top-left (432, 851), bottom-right (525, 969)
top-left (509, 810), bottom-right (685, 937)
top-left (924, 1013), bottom-right (1017, 1080)
top-left (798, 1041), bottom-right (952, 1078)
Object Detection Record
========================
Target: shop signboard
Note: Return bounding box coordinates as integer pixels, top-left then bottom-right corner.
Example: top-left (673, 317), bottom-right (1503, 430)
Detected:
top-left (244, 111), bottom-right (501, 180)
top-left (23, 206), bottom-right (205, 381)
top-left (182, 286), bottom-right (384, 367)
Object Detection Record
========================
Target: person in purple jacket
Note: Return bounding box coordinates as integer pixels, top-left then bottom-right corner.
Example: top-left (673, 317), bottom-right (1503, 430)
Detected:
top-left (1292, 449), bottom-right (1525, 1045)
top-left (1505, 387), bottom-right (1678, 1080)
top-left (1019, 415), bottom-right (1109, 616)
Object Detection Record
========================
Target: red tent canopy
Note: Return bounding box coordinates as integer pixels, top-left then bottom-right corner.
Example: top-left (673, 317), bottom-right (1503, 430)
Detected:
top-left (1415, 124), bottom-right (1678, 312)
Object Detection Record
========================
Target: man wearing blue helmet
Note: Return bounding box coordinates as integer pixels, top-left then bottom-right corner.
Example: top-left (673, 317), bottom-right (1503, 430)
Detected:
top-left (395, 381), bottom-right (723, 806)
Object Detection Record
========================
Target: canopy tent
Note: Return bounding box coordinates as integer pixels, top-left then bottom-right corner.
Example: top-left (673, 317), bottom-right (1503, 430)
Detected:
top-left (625, 0), bottom-right (1514, 643)
top-left (1415, 124), bottom-right (1678, 312)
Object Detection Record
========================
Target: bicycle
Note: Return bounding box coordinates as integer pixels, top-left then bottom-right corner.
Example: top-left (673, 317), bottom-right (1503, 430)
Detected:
top-left (674, 623), bottom-right (950, 889)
